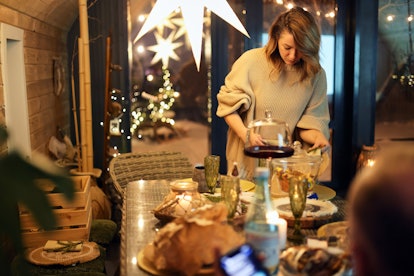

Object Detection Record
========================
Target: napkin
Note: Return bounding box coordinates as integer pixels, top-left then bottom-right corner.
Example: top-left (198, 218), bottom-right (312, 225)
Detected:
top-left (43, 240), bottom-right (83, 252)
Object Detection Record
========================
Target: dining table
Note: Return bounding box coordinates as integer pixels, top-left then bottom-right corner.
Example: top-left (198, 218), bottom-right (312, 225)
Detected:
top-left (120, 179), bottom-right (347, 276)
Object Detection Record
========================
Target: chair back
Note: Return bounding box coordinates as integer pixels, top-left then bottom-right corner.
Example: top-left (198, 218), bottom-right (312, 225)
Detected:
top-left (109, 151), bottom-right (193, 194)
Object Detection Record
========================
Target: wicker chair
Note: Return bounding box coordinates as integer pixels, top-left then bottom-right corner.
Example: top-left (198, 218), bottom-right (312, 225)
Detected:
top-left (109, 151), bottom-right (194, 195)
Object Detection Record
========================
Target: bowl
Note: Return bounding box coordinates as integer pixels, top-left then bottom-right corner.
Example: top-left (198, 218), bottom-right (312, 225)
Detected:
top-left (270, 153), bottom-right (322, 197)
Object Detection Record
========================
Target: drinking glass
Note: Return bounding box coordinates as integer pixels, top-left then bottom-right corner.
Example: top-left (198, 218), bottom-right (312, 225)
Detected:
top-left (288, 176), bottom-right (309, 244)
top-left (220, 175), bottom-right (241, 219)
top-left (204, 155), bottom-right (220, 194)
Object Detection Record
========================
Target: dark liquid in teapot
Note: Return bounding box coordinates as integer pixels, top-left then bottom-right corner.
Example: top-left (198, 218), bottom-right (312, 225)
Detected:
top-left (244, 145), bottom-right (294, 158)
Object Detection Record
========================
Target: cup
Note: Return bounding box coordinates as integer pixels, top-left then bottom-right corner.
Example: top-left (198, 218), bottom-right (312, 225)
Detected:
top-left (220, 175), bottom-right (241, 219)
top-left (192, 165), bottom-right (208, 193)
top-left (204, 155), bottom-right (220, 194)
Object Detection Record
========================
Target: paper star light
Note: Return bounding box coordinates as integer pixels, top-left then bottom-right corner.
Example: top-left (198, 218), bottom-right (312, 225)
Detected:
top-left (133, 0), bottom-right (250, 71)
top-left (147, 31), bottom-right (183, 67)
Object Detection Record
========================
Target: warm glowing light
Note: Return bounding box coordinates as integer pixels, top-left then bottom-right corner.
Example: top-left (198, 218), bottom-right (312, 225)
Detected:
top-left (366, 159), bottom-right (376, 167)
top-left (138, 14), bottom-right (146, 22)
top-left (131, 257), bottom-right (137, 265)
top-left (326, 11), bottom-right (335, 18)
top-left (136, 45), bottom-right (145, 54)
top-left (147, 31), bottom-right (183, 67)
top-left (286, 3), bottom-right (295, 10)
top-left (137, 215), bottom-right (145, 229)
top-left (386, 15), bottom-right (394, 22)
top-left (133, 0), bottom-right (249, 71)
top-left (266, 210), bottom-right (280, 224)
top-left (409, 15), bottom-right (413, 22)
top-left (146, 74), bottom-right (154, 82)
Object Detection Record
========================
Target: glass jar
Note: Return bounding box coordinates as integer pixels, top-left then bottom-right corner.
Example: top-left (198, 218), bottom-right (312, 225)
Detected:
top-left (153, 180), bottom-right (207, 221)
top-left (270, 143), bottom-right (322, 198)
top-left (356, 144), bottom-right (379, 170)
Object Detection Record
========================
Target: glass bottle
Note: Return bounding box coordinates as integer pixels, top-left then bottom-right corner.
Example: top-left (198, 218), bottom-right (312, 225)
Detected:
top-left (244, 167), bottom-right (279, 274)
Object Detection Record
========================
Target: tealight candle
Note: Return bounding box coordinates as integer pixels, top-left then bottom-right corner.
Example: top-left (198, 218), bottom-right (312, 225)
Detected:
top-left (277, 218), bottom-right (287, 250)
top-left (267, 210), bottom-right (287, 251)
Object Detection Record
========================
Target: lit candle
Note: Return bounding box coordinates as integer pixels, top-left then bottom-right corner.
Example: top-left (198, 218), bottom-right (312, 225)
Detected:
top-left (174, 194), bottom-right (192, 216)
top-left (267, 211), bottom-right (287, 251)
top-left (276, 218), bottom-right (287, 250)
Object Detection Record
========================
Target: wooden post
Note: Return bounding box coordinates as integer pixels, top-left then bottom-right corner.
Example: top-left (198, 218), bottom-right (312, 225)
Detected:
top-left (103, 35), bottom-right (111, 175)
top-left (78, 0), bottom-right (93, 172)
top-left (78, 37), bottom-right (87, 172)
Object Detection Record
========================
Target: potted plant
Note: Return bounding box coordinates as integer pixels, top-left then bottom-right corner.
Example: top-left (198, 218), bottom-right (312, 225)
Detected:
top-left (0, 125), bottom-right (75, 275)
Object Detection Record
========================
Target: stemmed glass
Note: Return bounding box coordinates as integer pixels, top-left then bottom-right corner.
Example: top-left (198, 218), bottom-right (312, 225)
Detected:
top-left (288, 176), bottom-right (309, 244)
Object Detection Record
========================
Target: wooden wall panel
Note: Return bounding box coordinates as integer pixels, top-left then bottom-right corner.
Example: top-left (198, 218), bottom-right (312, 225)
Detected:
top-left (0, 3), bottom-right (71, 157)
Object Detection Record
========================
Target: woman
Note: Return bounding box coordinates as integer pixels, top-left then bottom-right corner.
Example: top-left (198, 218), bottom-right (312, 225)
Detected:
top-left (216, 7), bottom-right (330, 180)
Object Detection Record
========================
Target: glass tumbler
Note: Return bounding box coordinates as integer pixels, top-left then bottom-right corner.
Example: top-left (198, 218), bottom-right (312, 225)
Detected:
top-left (204, 155), bottom-right (220, 194)
top-left (220, 175), bottom-right (241, 219)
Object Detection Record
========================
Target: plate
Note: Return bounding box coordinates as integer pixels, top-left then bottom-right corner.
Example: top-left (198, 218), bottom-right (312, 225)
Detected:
top-left (181, 178), bottom-right (255, 192)
top-left (273, 198), bottom-right (338, 228)
top-left (26, 242), bottom-right (100, 266)
top-left (317, 221), bottom-right (350, 252)
top-left (137, 248), bottom-right (214, 275)
top-left (270, 184), bottom-right (336, 201)
top-left (240, 179), bottom-right (256, 192)
top-left (313, 184), bottom-right (336, 201)
top-left (271, 184), bottom-right (336, 201)
top-left (317, 221), bottom-right (349, 238)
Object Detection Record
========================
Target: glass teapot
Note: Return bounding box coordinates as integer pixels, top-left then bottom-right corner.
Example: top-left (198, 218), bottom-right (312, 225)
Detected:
top-left (244, 110), bottom-right (294, 158)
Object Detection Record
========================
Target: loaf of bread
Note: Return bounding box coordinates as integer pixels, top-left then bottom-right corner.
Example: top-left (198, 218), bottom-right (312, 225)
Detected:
top-left (143, 203), bottom-right (245, 275)
top-left (279, 246), bottom-right (351, 276)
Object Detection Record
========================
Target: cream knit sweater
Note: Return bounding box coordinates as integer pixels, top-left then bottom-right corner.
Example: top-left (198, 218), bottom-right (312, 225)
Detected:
top-left (216, 48), bottom-right (330, 180)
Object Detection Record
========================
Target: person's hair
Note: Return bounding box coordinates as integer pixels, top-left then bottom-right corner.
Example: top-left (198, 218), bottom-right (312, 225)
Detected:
top-left (348, 145), bottom-right (414, 275)
top-left (265, 6), bottom-right (321, 81)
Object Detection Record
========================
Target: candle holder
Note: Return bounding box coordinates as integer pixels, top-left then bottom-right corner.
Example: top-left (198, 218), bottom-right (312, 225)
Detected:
top-left (357, 144), bottom-right (379, 170)
top-left (153, 180), bottom-right (207, 222)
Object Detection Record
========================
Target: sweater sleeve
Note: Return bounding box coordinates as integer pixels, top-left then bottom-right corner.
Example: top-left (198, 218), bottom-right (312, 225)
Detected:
top-left (216, 51), bottom-right (256, 118)
top-left (296, 68), bottom-right (331, 140)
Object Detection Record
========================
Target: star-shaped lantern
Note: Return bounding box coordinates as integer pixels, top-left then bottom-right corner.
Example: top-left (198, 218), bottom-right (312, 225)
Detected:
top-left (133, 0), bottom-right (250, 71)
top-left (147, 31), bottom-right (183, 67)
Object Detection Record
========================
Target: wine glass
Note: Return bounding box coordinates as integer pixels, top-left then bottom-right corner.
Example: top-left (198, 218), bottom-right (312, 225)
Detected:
top-left (288, 176), bottom-right (309, 244)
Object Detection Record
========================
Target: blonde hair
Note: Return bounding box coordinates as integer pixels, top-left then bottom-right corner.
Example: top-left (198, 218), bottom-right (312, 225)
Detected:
top-left (265, 7), bottom-right (321, 81)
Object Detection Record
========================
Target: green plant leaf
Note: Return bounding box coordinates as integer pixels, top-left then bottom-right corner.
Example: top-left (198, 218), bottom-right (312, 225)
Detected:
top-left (0, 150), bottom-right (75, 254)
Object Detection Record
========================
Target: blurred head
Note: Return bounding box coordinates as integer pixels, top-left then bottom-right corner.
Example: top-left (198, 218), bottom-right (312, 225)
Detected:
top-left (348, 145), bottom-right (414, 276)
top-left (265, 6), bottom-right (321, 81)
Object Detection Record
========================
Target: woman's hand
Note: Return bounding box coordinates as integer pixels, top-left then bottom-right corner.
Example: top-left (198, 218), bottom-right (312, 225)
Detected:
top-left (299, 129), bottom-right (330, 152)
top-left (248, 131), bottom-right (265, 146)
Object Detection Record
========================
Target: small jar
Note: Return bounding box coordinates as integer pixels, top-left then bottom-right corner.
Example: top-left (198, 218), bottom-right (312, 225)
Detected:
top-left (192, 165), bottom-right (208, 193)
top-left (153, 180), bottom-right (206, 220)
top-left (357, 144), bottom-right (379, 170)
